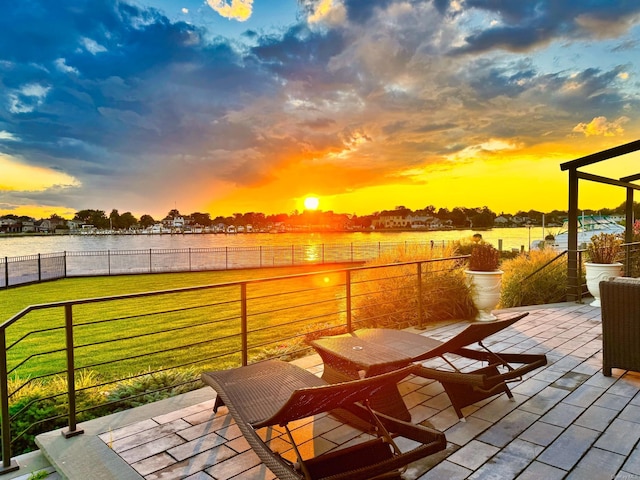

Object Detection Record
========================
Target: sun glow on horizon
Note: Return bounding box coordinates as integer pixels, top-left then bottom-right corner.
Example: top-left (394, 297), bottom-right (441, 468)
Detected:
top-left (304, 196), bottom-right (320, 210)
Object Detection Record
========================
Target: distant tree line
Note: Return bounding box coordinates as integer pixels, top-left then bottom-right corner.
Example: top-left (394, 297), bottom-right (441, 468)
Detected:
top-left (2, 201), bottom-right (640, 231)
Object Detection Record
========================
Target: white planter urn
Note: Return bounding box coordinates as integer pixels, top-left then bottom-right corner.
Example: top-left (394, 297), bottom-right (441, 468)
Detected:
top-left (465, 270), bottom-right (504, 321)
top-left (585, 262), bottom-right (623, 307)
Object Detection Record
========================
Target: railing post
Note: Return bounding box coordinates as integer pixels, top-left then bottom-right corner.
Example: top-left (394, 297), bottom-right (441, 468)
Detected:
top-left (149, 249), bottom-right (152, 273)
top-left (291, 245), bottom-right (295, 265)
top-left (225, 247), bottom-right (228, 270)
top-left (3, 258), bottom-right (7, 289)
top-left (260, 246), bottom-right (263, 268)
top-left (63, 251), bottom-right (67, 279)
top-left (189, 248), bottom-right (192, 271)
top-left (62, 304), bottom-right (84, 438)
top-left (576, 250), bottom-right (584, 304)
top-left (37, 254), bottom-right (41, 282)
top-left (322, 244), bottom-right (325, 264)
top-left (240, 283), bottom-right (248, 366)
top-left (346, 270), bottom-right (352, 332)
top-left (0, 329), bottom-right (19, 473)
top-left (108, 250), bottom-right (111, 276)
top-left (417, 262), bottom-right (424, 329)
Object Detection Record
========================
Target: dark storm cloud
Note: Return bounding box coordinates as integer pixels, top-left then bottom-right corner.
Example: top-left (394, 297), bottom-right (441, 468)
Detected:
top-left (463, 57), bottom-right (631, 111)
top-left (0, 0), bottom-right (282, 198)
top-left (342, 0), bottom-right (396, 23)
top-left (251, 24), bottom-right (347, 83)
top-left (452, 0), bottom-right (640, 54)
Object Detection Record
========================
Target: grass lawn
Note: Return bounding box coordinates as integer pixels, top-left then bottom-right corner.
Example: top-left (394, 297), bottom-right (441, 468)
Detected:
top-left (0, 264), bottom-right (355, 381)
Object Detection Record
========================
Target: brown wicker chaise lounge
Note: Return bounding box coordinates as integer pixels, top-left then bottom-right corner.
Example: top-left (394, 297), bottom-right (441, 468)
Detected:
top-left (202, 360), bottom-right (446, 480)
top-left (311, 312), bottom-right (547, 420)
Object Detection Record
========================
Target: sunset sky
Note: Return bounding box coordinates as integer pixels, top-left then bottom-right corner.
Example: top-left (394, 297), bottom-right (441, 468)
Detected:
top-left (1, 0), bottom-right (640, 220)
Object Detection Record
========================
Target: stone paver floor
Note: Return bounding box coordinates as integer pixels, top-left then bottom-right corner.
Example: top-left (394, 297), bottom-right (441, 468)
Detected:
top-left (56, 303), bottom-right (640, 479)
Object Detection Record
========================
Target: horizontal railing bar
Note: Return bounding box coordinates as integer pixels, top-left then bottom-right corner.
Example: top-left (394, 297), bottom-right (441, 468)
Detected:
top-left (73, 316), bottom-right (241, 350)
top-left (7, 348), bottom-right (67, 376)
top-left (73, 378), bottom-right (203, 416)
top-left (249, 296), bottom-right (345, 319)
top-left (76, 332), bottom-right (242, 372)
top-left (72, 299), bottom-right (240, 329)
top-left (6, 325), bottom-right (67, 352)
top-left (8, 370), bottom-right (71, 400)
top-left (248, 311), bottom-right (341, 337)
top-left (11, 413), bottom-right (68, 445)
top-left (68, 359), bottom-right (227, 399)
top-left (9, 389), bottom-right (69, 422)
top-left (246, 282), bottom-right (346, 301)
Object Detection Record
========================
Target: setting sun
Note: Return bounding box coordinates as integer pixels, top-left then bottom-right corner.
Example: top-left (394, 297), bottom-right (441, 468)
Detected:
top-left (304, 196), bottom-right (320, 210)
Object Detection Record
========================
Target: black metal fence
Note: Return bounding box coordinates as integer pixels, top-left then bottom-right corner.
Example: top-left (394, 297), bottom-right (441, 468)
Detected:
top-left (1, 241), bottom-right (449, 288)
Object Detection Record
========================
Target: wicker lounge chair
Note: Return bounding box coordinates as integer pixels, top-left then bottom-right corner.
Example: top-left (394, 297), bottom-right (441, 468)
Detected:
top-left (202, 360), bottom-right (446, 480)
top-left (312, 312), bottom-right (547, 420)
top-left (600, 277), bottom-right (640, 376)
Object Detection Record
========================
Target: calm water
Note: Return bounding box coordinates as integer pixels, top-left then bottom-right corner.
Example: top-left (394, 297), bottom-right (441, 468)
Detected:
top-left (0, 227), bottom-right (550, 258)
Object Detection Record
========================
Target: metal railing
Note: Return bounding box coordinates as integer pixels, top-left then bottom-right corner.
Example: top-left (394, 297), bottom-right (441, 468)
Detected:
top-left (0, 255), bottom-right (468, 473)
top-left (570, 242), bottom-right (640, 303)
top-left (623, 241), bottom-right (640, 278)
top-left (1, 240), bottom-right (451, 288)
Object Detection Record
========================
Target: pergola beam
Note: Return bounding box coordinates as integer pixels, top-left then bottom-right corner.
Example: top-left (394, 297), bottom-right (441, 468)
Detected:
top-left (621, 173), bottom-right (640, 182)
top-left (576, 172), bottom-right (640, 190)
top-left (560, 139), bottom-right (640, 171)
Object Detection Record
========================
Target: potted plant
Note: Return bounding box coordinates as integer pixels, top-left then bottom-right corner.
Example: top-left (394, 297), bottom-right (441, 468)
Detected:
top-left (585, 233), bottom-right (623, 307)
top-left (464, 242), bottom-right (503, 321)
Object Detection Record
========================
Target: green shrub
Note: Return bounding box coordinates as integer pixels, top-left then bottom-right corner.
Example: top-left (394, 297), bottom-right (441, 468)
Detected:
top-left (28, 471), bottom-right (50, 480)
top-left (352, 243), bottom-right (476, 329)
top-left (7, 368), bottom-right (202, 456)
top-left (500, 250), bottom-right (568, 307)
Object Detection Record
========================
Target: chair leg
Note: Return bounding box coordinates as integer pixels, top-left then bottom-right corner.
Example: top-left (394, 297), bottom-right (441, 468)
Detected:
top-left (213, 394), bottom-right (225, 413)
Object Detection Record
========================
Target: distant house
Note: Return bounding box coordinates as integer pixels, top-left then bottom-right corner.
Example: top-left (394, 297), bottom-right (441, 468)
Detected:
top-left (406, 214), bottom-right (432, 229)
top-left (38, 218), bottom-right (67, 233)
top-left (0, 218), bottom-right (20, 233)
top-left (37, 219), bottom-right (53, 233)
top-left (21, 221), bottom-right (36, 233)
top-left (427, 218), bottom-right (445, 229)
top-left (494, 216), bottom-right (510, 226)
top-left (374, 211), bottom-right (410, 229)
top-left (67, 220), bottom-right (81, 232)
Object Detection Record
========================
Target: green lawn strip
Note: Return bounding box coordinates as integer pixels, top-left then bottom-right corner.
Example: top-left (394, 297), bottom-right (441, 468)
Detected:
top-left (1, 264), bottom-right (353, 381)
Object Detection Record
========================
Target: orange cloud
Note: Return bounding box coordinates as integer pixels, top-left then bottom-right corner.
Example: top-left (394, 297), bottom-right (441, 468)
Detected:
top-left (573, 116), bottom-right (629, 137)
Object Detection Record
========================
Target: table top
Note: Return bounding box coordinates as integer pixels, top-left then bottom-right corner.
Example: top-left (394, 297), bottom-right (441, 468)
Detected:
top-left (355, 328), bottom-right (444, 359)
top-left (310, 335), bottom-right (412, 373)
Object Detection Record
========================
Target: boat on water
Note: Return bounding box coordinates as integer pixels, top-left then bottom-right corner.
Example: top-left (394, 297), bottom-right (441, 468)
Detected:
top-left (532, 215), bottom-right (625, 251)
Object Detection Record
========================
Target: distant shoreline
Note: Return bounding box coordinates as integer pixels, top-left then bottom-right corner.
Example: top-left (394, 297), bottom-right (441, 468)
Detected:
top-left (0, 225), bottom-right (514, 239)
